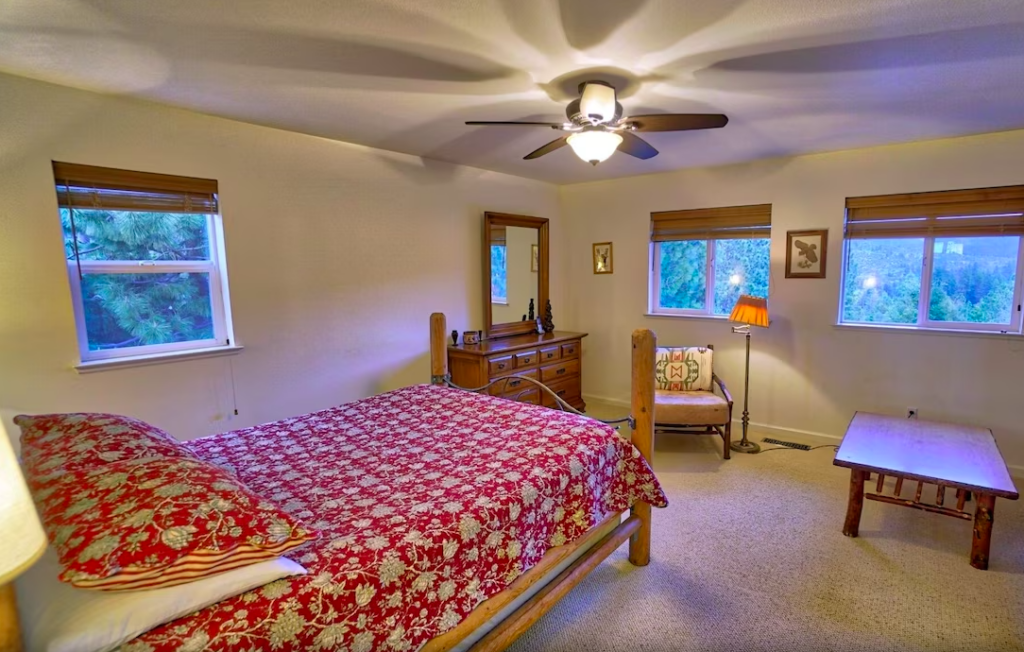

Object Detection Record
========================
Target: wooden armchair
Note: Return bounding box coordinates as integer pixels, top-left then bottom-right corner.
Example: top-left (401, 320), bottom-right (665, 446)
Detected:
top-left (653, 345), bottom-right (734, 460)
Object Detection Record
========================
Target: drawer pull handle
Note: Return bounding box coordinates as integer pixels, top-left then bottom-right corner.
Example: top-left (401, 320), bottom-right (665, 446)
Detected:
top-left (498, 363), bottom-right (506, 369)
top-left (556, 368), bottom-right (566, 375)
top-left (510, 380), bottom-right (520, 387)
top-left (557, 390), bottom-right (566, 397)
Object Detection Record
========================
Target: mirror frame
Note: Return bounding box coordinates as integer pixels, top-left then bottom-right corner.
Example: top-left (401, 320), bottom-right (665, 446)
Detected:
top-left (483, 212), bottom-right (549, 340)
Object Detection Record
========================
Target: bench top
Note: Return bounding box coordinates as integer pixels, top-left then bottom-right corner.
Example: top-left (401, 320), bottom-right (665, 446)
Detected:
top-left (834, 412), bottom-right (1019, 499)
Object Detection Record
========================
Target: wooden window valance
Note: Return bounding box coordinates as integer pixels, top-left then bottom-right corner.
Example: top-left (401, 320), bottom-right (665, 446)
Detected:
top-left (845, 185), bottom-right (1024, 239)
top-left (650, 204), bottom-right (772, 242)
top-left (52, 161), bottom-right (219, 214)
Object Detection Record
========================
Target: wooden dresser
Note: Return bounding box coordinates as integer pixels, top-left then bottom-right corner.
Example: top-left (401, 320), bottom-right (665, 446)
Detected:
top-left (448, 331), bottom-right (587, 411)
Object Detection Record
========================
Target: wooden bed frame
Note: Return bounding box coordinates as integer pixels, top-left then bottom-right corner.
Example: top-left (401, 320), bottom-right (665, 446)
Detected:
top-left (424, 312), bottom-right (657, 651)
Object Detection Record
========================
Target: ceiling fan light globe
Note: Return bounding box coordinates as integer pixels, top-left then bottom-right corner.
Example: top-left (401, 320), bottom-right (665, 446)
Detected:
top-left (579, 82), bottom-right (617, 123)
top-left (566, 131), bottom-right (623, 165)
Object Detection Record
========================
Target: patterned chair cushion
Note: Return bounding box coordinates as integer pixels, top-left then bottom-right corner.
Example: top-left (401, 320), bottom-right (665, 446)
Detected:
top-left (15, 413), bottom-right (196, 490)
top-left (655, 347), bottom-right (714, 392)
top-left (31, 457), bottom-right (318, 591)
top-left (654, 390), bottom-right (729, 425)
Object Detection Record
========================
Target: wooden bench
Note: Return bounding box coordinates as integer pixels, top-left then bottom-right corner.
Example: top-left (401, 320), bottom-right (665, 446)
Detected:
top-left (834, 412), bottom-right (1019, 570)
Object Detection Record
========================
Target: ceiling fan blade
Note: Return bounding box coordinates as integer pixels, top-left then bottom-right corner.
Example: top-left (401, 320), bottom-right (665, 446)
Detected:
top-left (617, 132), bottom-right (658, 160)
top-left (626, 114), bottom-right (729, 132)
top-left (524, 137), bottom-right (569, 160)
top-left (466, 121), bottom-right (563, 128)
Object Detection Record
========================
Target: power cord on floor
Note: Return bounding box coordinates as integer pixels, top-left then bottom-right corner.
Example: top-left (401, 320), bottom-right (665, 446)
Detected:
top-left (759, 444), bottom-right (839, 452)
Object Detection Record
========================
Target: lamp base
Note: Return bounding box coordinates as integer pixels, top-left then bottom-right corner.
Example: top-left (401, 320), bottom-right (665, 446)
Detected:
top-left (730, 439), bottom-right (761, 454)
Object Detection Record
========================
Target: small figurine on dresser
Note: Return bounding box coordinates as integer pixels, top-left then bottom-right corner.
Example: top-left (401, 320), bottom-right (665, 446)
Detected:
top-left (528, 298), bottom-right (535, 321)
top-left (542, 300), bottom-right (555, 333)
top-left (451, 330), bottom-right (459, 346)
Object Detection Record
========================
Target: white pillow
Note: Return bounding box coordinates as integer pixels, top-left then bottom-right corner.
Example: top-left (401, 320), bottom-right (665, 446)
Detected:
top-left (16, 548), bottom-right (307, 652)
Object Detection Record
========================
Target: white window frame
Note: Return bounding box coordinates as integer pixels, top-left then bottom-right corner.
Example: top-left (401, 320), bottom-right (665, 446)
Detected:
top-left (649, 238), bottom-right (770, 317)
top-left (65, 211), bottom-right (234, 362)
top-left (838, 235), bottom-right (1024, 334)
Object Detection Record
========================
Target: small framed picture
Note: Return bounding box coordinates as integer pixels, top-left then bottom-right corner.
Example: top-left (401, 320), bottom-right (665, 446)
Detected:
top-left (593, 242), bottom-right (613, 274)
top-left (531, 244), bottom-right (539, 272)
top-left (786, 229), bottom-right (828, 278)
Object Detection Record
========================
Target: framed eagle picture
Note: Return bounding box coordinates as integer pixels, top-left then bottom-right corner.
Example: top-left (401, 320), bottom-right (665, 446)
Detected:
top-left (786, 229), bottom-right (828, 278)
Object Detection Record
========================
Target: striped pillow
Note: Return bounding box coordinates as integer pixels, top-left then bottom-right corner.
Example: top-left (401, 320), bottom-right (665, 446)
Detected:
top-left (31, 457), bottom-right (317, 591)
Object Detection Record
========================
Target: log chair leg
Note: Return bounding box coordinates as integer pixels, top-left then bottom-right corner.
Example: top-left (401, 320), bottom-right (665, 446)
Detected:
top-left (970, 493), bottom-right (996, 570)
top-left (723, 421), bottom-right (731, 460)
top-left (843, 469), bottom-right (867, 537)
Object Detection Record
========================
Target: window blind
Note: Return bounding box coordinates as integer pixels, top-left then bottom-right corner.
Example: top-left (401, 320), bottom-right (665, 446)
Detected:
top-left (650, 204), bottom-right (772, 242)
top-left (52, 162), bottom-right (219, 214)
top-left (845, 185), bottom-right (1024, 238)
top-left (490, 224), bottom-right (506, 246)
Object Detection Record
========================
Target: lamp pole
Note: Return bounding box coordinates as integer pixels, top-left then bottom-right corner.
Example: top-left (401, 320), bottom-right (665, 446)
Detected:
top-left (730, 324), bottom-right (761, 454)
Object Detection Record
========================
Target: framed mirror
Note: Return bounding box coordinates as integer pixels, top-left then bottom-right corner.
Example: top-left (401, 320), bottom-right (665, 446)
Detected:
top-left (483, 212), bottom-right (548, 340)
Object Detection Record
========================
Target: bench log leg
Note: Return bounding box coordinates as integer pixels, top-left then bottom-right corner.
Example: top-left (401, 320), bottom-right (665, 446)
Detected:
top-left (970, 493), bottom-right (995, 570)
top-left (843, 469), bottom-right (867, 537)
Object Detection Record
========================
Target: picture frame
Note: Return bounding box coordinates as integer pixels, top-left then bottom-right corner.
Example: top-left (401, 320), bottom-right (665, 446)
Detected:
top-left (593, 242), bottom-right (613, 274)
top-left (531, 244), bottom-right (539, 272)
top-left (786, 229), bottom-right (828, 279)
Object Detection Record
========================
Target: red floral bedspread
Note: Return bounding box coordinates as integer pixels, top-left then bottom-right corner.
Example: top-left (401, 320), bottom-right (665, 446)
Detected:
top-left (123, 384), bottom-right (667, 652)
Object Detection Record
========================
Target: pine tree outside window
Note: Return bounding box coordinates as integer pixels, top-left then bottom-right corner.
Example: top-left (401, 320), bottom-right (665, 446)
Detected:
top-left (649, 204), bottom-right (772, 316)
top-left (840, 186), bottom-right (1024, 334)
top-left (53, 162), bottom-right (234, 363)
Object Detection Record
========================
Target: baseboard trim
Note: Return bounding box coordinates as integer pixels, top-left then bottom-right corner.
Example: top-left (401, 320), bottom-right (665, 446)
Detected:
top-left (582, 394), bottom-right (1024, 479)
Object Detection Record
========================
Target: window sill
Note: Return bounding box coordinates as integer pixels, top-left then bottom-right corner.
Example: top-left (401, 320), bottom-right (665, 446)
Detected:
top-left (75, 345), bottom-right (244, 374)
top-left (644, 312), bottom-right (729, 321)
top-left (834, 323), bottom-right (1023, 340)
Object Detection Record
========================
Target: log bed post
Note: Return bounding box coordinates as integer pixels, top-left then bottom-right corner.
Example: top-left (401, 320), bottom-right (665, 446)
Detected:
top-left (628, 328), bottom-right (656, 566)
top-left (430, 313), bottom-right (449, 385)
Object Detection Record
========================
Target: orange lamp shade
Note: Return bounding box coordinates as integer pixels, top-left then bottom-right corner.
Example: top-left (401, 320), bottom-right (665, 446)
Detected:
top-left (729, 295), bottom-right (770, 328)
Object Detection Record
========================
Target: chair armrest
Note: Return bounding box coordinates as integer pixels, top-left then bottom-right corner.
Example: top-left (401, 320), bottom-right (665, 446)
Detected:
top-left (713, 374), bottom-right (733, 406)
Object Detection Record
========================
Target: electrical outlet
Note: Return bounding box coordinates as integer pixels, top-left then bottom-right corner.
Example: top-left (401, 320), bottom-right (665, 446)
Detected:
top-left (907, 408), bottom-right (918, 419)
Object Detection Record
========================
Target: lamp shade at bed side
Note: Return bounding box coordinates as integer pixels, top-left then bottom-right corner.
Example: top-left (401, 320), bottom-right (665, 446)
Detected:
top-left (0, 433), bottom-right (46, 585)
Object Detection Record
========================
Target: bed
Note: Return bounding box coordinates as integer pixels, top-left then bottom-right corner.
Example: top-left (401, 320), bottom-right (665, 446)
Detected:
top-left (16, 314), bottom-right (665, 652)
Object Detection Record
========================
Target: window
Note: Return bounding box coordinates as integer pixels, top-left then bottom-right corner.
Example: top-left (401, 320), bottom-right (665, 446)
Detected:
top-left (840, 186), bottom-right (1024, 333)
top-left (53, 162), bottom-right (234, 362)
top-left (490, 225), bottom-right (507, 304)
top-left (649, 204), bottom-right (772, 316)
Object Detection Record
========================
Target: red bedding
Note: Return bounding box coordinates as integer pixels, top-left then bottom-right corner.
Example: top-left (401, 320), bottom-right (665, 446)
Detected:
top-left (122, 384), bottom-right (667, 652)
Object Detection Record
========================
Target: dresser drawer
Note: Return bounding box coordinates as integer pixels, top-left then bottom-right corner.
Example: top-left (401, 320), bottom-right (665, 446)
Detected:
top-left (513, 349), bottom-right (538, 369)
top-left (507, 388), bottom-right (541, 405)
top-left (488, 369), bottom-right (539, 396)
top-left (540, 358), bottom-right (579, 383)
top-left (560, 341), bottom-right (580, 360)
top-left (541, 377), bottom-right (579, 408)
top-left (539, 345), bottom-right (561, 363)
top-left (488, 355), bottom-right (514, 376)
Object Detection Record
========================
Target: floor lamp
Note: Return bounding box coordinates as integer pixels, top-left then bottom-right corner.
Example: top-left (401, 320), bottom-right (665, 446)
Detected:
top-left (728, 295), bottom-right (770, 454)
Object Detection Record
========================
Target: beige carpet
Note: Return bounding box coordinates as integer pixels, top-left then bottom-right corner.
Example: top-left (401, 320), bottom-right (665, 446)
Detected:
top-left (507, 410), bottom-right (1024, 652)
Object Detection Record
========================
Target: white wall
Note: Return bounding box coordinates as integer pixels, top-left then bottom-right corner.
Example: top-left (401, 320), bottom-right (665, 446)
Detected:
top-left (0, 73), bottom-right (563, 447)
top-left (561, 129), bottom-right (1024, 469)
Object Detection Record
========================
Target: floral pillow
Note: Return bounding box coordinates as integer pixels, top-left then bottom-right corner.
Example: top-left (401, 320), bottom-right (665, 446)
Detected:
top-left (32, 457), bottom-right (318, 591)
top-left (15, 413), bottom-right (195, 490)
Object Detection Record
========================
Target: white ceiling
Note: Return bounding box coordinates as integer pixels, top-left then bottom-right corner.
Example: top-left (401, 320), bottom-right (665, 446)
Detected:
top-left (2, 0), bottom-right (1024, 184)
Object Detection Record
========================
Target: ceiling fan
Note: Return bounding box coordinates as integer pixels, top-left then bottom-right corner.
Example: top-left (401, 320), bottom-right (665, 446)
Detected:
top-left (466, 80), bottom-right (728, 165)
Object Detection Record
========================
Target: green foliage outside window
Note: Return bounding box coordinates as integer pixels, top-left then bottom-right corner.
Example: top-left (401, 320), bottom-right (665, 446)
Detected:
top-left (62, 209), bottom-right (216, 350)
top-left (842, 237), bottom-right (1018, 325)
top-left (490, 245), bottom-right (507, 303)
top-left (658, 239), bottom-right (770, 314)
